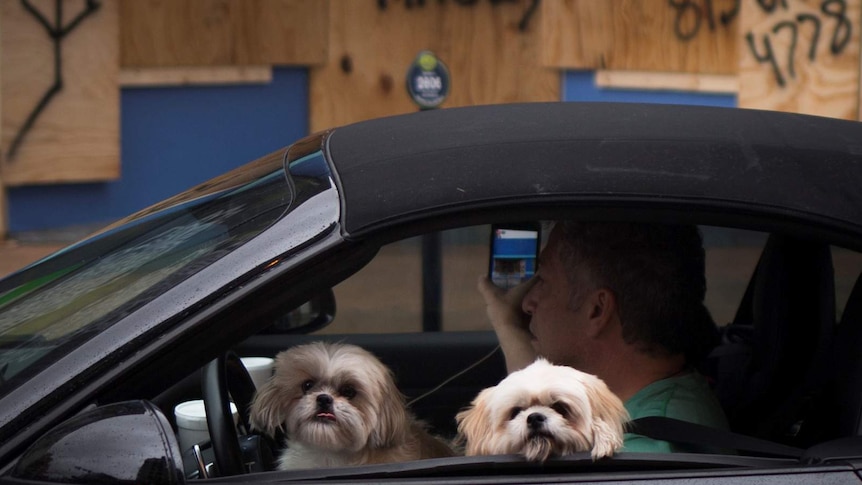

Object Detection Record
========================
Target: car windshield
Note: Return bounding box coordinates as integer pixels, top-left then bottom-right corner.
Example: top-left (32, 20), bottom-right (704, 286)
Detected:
top-left (0, 149), bottom-right (292, 399)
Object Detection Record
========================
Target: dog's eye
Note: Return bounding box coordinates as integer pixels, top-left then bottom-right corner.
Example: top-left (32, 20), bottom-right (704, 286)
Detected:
top-left (339, 385), bottom-right (357, 399)
top-left (508, 407), bottom-right (523, 420)
top-left (301, 380), bottom-right (315, 392)
top-left (551, 402), bottom-right (570, 417)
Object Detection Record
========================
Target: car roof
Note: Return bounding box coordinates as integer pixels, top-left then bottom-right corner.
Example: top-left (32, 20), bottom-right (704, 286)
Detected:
top-left (325, 102), bottom-right (862, 240)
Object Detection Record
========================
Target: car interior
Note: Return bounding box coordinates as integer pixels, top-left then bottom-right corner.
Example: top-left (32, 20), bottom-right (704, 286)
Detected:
top-left (114, 222), bottom-right (861, 479)
top-left (11, 223), bottom-right (862, 482)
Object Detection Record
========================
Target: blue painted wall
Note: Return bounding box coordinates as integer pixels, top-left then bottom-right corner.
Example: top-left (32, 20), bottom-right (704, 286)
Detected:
top-left (8, 67), bottom-right (308, 233)
top-left (8, 69), bottom-right (737, 233)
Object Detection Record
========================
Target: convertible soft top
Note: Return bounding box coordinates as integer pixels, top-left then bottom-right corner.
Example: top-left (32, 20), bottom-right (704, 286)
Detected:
top-left (325, 102), bottom-right (862, 239)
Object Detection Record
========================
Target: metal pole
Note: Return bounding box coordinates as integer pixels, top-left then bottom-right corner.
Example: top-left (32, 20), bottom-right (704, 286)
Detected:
top-left (421, 231), bottom-right (442, 332)
top-left (406, 51), bottom-right (450, 332)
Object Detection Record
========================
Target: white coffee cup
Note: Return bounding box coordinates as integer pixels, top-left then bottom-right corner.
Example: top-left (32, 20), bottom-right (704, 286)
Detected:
top-left (241, 357), bottom-right (275, 389)
top-left (174, 399), bottom-right (238, 452)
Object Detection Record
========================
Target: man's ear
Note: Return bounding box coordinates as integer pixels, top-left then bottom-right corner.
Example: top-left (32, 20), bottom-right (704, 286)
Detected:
top-left (585, 288), bottom-right (617, 337)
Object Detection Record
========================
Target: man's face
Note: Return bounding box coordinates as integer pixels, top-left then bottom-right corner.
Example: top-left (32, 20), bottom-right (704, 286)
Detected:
top-left (521, 227), bottom-right (595, 370)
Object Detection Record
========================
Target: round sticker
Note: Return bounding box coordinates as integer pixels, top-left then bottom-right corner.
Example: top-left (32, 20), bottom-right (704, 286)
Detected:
top-left (406, 50), bottom-right (450, 109)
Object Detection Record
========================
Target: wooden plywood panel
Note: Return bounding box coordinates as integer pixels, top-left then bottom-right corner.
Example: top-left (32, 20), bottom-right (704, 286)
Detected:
top-left (0, 178), bottom-right (6, 238)
top-left (120, 0), bottom-right (240, 67)
top-left (1, 0), bottom-right (119, 185)
top-left (120, 0), bottom-right (328, 67)
top-left (541, 0), bottom-right (739, 74)
top-left (738, 0), bottom-right (860, 119)
top-left (595, 70), bottom-right (738, 93)
top-left (310, 0), bottom-right (558, 133)
top-left (0, 4), bottom-right (5, 238)
top-left (119, 65), bottom-right (273, 87)
top-left (232, 0), bottom-right (328, 65)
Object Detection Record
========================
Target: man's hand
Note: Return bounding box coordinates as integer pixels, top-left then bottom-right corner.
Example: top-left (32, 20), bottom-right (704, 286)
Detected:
top-left (477, 275), bottom-right (534, 331)
top-left (477, 276), bottom-right (539, 373)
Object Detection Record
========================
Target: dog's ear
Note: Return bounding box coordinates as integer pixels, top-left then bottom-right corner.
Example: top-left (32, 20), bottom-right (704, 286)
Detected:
top-left (250, 379), bottom-right (289, 437)
top-left (455, 387), bottom-right (496, 456)
top-left (584, 379), bottom-right (629, 460)
top-left (369, 373), bottom-right (411, 448)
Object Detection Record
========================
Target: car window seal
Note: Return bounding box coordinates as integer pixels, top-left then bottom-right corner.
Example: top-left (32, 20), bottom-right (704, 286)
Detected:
top-left (258, 453), bottom-right (801, 482)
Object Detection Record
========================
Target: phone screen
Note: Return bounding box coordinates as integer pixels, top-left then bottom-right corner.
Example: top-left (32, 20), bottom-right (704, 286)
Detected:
top-left (489, 224), bottom-right (540, 289)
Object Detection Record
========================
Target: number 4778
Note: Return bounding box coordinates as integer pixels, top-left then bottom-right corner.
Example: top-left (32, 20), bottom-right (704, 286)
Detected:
top-left (745, 0), bottom-right (852, 87)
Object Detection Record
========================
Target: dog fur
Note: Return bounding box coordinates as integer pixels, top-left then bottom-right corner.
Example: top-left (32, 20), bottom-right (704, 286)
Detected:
top-left (250, 341), bottom-right (454, 469)
top-left (456, 358), bottom-right (629, 461)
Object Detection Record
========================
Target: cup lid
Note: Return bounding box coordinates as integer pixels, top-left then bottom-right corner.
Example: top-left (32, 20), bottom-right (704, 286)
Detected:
top-left (174, 400), bottom-right (237, 431)
top-left (240, 357), bottom-right (274, 371)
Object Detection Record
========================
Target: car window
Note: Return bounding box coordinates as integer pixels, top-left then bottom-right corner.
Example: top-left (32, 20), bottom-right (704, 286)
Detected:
top-left (701, 227), bottom-right (766, 327)
top-left (326, 227), bottom-right (492, 334)
top-left (0, 150), bottom-right (292, 398)
top-left (326, 225), bottom-right (767, 334)
top-left (833, 246), bottom-right (862, 318)
top-left (327, 237), bottom-right (424, 334)
top-left (441, 226), bottom-right (491, 331)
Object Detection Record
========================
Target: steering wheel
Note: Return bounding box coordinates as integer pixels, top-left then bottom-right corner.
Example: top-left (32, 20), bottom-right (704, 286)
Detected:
top-left (202, 352), bottom-right (256, 476)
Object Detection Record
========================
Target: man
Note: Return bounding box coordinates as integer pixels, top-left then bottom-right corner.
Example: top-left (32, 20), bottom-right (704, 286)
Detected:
top-left (478, 221), bottom-right (728, 452)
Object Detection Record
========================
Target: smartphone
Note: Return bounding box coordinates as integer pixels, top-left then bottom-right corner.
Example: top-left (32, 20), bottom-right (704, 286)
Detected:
top-left (488, 222), bottom-right (541, 289)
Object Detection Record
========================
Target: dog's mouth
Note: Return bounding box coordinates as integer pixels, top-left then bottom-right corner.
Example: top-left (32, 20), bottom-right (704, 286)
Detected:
top-left (528, 429), bottom-right (553, 440)
top-left (315, 412), bottom-right (337, 422)
top-left (524, 432), bottom-right (557, 462)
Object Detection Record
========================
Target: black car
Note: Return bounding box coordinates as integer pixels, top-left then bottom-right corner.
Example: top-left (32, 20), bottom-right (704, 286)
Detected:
top-left (2, 102), bottom-right (862, 484)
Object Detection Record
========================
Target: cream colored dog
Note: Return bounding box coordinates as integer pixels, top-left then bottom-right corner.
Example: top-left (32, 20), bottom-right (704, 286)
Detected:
top-left (250, 342), bottom-right (454, 469)
top-left (456, 358), bottom-right (629, 462)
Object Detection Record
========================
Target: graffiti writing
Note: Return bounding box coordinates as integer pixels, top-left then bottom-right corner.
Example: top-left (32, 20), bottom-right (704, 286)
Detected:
top-left (745, 0), bottom-right (852, 87)
top-left (377, 0), bottom-right (541, 32)
top-left (756, 0), bottom-right (790, 12)
top-left (8, 0), bottom-right (101, 162)
top-left (669, 0), bottom-right (740, 40)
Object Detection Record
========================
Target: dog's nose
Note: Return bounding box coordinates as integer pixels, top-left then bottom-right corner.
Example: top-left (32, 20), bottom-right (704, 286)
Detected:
top-left (527, 412), bottom-right (546, 429)
top-left (316, 394), bottom-right (333, 408)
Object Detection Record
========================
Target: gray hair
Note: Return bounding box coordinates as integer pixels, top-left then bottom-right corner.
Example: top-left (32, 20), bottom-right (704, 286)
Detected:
top-left (554, 221), bottom-right (718, 362)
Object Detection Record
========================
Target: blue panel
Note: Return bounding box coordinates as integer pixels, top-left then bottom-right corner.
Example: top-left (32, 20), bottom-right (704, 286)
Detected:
top-left (564, 70), bottom-right (736, 107)
top-left (9, 67), bottom-right (308, 233)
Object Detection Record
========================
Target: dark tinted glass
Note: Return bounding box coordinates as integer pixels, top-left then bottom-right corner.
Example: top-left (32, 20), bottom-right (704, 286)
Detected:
top-left (0, 149), bottom-right (290, 398)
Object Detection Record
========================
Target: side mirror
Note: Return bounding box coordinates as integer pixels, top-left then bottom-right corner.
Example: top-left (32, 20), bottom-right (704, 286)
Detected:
top-left (12, 400), bottom-right (184, 484)
top-left (259, 289), bottom-right (336, 334)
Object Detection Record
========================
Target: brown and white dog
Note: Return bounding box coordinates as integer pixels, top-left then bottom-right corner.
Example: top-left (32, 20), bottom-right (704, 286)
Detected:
top-left (250, 342), bottom-right (454, 469)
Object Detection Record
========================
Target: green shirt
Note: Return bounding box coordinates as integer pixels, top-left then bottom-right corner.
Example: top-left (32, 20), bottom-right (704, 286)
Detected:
top-left (622, 370), bottom-right (729, 453)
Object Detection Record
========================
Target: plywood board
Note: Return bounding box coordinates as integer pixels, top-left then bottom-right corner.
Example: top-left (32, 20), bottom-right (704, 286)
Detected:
top-left (119, 65), bottom-right (273, 87)
top-left (120, 0), bottom-right (328, 67)
top-left (738, 0), bottom-right (860, 119)
top-left (595, 70), bottom-right (738, 93)
top-left (0, 175), bottom-right (6, 238)
top-left (0, 4), bottom-right (5, 239)
top-left (1, 0), bottom-right (119, 185)
top-left (310, 0), bottom-right (559, 133)
top-left (541, 0), bottom-right (739, 74)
